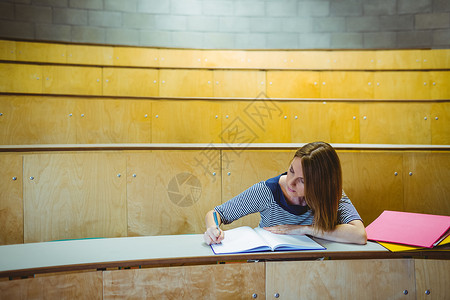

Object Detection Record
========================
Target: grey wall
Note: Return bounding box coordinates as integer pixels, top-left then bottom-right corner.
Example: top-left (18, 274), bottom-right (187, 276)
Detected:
top-left (0, 0), bottom-right (449, 49)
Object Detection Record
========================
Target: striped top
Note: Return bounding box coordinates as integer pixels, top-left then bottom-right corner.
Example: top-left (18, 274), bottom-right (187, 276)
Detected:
top-left (215, 173), bottom-right (362, 228)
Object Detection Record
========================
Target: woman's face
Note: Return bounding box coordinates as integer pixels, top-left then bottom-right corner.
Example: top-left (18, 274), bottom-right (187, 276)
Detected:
top-left (285, 157), bottom-right (306, 204)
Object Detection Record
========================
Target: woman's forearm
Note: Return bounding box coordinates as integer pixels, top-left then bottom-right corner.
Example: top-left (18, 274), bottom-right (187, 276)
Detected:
top-left (264, 220), bottom-right (367, 245)
top-left (306, 220), bottom-right (367, 244)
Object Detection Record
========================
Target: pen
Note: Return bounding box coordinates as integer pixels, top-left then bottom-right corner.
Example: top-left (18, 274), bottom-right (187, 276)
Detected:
top-left (213, 211), bottom-right (221, 233)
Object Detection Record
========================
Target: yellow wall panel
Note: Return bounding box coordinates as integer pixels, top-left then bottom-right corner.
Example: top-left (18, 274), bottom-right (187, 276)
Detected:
top-left (23, 153), bottom-right (127, 243)
top-left (0, 63), bottom-right (42, 94)
top-left (267, 259), bottom-right (416, 299)
top-left (360, 102), bottom-right (431, 144)
top-left (320, 71), bottom-right (374, 99)
top-left (104, 263), bottom-right (265, 299)
top-left (374, 71), bottom-right (431, 100)
top-left (266, 71), bottom-right (321, 98)
top-left (127, 151), bottom-right (221, 236)
top-left (159, 49), bottom-right (203, 68)
top-left (422, 49), bottom-right (450, 69)
top-left (113, 47), bottom-right (159, 67)
top-left (285, 51), bottom-right (332, 69)
top-left (403, 152), bottom-right (450, 216)
top-left (0, 154), bottom-right (23, 245)
top-left (375, 50), bottom-right (423, 69)
top-left (415, 259), bottom-right (450, 300)
top-left (16, 41), bottom-right (67, 64)
top-left (431, 102), bottom-right (450, 145)
top-left (0, 40), bottom-right (16, 61)
top-left (0, 96), bottom-right (76, 145)
top-left (0, 271), bottom-right (103, 299)
top-left (430, 71), bottom-right (450, 100)
top-left (213, 70), bottom-right (266, 98)
top-left (67, 44), bottom-right (114, 66)
top-left (103, 68), bottom-right (159, 97)
top-left (221, 150), bottom-right (292, 229)
top-left (330, 51), bottom-right (377, 70)
top-left (75, 98), bottom-right (151, 144)
top-left (221, 100), bottom-right (291, 143)
top-left (339, 151), bottom-right (403, 225)
top-left (202, 50), bottom-right (247, 68)
top-left (151, 100), bottom-right (221, 143)
top-left (290, 101), bottom-right (360, 144)
top-left (43, 65), bottom-right (102, 95)
top-left (159, 69), bottom-right (213, 97)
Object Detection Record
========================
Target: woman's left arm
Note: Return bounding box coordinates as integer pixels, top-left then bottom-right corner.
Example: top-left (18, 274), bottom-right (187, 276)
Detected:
top-left (264, 219), bottom-right (367, 245)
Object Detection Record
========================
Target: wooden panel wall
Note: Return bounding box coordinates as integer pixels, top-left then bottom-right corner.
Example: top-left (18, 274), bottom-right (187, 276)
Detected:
top-left (0, 271), bottom-right (103, 299)
top-left (266, 259), bottom-right (417, 299)
top-left (103, 263), bottom-right (265, 299)
top-left (1, 95), bottom-right (448, 145)
top-left (0, 40), bottom-right (449, 244)
top-left (23, 153), bottom-right (127, 243)
top-left (0, 150), bottom-right (448, 244)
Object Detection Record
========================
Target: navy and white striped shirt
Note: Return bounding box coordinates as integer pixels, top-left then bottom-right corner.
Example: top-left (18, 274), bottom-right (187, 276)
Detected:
top-left (215, 173), bottom-right (362, 228)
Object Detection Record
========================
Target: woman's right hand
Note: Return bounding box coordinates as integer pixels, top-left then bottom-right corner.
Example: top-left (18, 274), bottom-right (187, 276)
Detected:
top-left (204, 226), bottom-right (224, 245)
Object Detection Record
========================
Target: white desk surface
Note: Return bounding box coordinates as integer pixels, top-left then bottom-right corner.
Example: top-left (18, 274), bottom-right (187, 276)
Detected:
top-left (0, 234), bottom-right (387, 275)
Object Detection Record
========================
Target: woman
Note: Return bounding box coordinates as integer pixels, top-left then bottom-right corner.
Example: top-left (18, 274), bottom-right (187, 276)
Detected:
top-left (204, 142), bottom-right (367, 245)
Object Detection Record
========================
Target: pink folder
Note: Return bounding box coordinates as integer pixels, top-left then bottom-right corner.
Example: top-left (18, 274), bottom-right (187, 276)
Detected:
top-left (366, 210), bottom-right (450, 248)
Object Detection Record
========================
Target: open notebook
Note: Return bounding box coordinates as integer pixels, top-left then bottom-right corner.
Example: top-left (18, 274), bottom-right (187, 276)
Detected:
top-left (210, 226), bottom-right (325, 255)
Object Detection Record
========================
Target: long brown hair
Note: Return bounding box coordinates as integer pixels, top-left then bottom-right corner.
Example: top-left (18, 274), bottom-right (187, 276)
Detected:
top-left (294, 142), bottom-right (342, 232)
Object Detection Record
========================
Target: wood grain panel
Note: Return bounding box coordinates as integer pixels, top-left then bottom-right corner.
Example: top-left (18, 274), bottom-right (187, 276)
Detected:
top-left (221, 100), bottom-right (290, 143)
top-left (266, 71), bottom-right (321, 98)
top-left (127, 151), bottom-right (221, 236)
top-left (0, 40), bottom-right (16, 61)
top-left (246, 51), bottom-right (333, 69)
top-left (431, 102), bottom-right (450, 145)
top-left (266, 259), bottom-right (416, 300)
top-left (159, 49), bottom-right (203, 68)
top-left (338, 151), bottom-right (404, 225)
top-left (67, 44), bottom-right (114, 66)
top-left (23, 153), bottom-right (127, 243)
top-left (221, 150), bottom-right (292, 229)
top-left (213, 70), bottom-right (266, 98)
top-left (103, 68), bottom-right (159, 97)
top-left (0, 95), bottom-right (76, 145)
top-left (151, 100), bottom-right (221, 143)
top-left (43, 65), bottom-right (102, 95)
top-left (430, 71), bottom-right (450, 100)
top-left (113, 47), bottom-right (159, 67)
top-left (103, 263), bottom-right (265, 299)
top-left (0, 63), bottom-right (42, 94)
top-left (329, 51), bottom-right (377, 70)
top-left (320, 71), bottom-right (374, 99)
top-left (16, 41), bottom-right (67, 64)
top-left (290, 101), bottom-right (360, 144)
top-left (75, 98), bottom-right (151, 144)
top-left (415, 259), bottom-right (450, 300)
top-left (159, 69), bottom-right (213, 97)
top-left (202, 50), bottom-right (247, 68)
top-left (375, 50), bottom-right (423, 69)
top-left (0, 154), bottom-right (23, 245)
top-left (0, 271), bottom-right (102, 299)
top-left (283, 51), bottom-right (332, 69)
top-left (403, 152), bottom-right (450, 216)
top-left (360, 102), bottom-right (431, 144)
top-left (422, 49), bottom-right (450, 69)
top-left (374, 71), bottom-right (431, 100)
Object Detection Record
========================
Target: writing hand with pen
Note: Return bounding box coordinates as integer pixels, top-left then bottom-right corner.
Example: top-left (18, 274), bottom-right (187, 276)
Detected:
top-left (204, 210), bottom-right (225, 245)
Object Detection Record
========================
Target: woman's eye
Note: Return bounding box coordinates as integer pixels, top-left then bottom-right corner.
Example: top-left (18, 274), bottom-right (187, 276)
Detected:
top-left (289, 167), bottom-right (294, 173)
